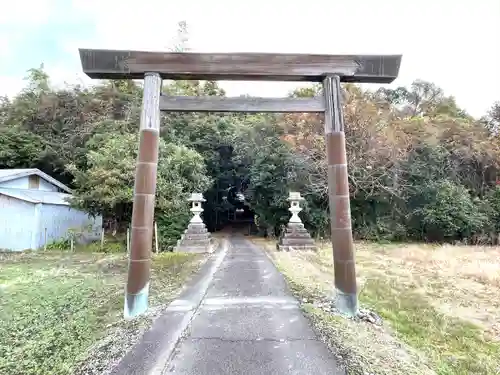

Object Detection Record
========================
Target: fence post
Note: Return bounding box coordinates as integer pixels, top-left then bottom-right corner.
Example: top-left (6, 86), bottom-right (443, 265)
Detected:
top-left (154, 221), bottom-right (159, 254)
top-left (126, 227), bottom-right (130, 255)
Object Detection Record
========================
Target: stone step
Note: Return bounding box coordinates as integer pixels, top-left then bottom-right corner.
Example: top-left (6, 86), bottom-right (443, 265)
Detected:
top-left (178, 239), bottom-right (211, 246)
top-left (185, 226), bottom-right (208, 234)
top-left (182, 233), bottom-right (211, 240)
top-left (174, 245), bottom-right (212, 253)
top-left (285, 226), bottom-right (310, 233)
top-left (285, 226), bottom-right (309, 231)
top-left (278, 244), bottom-right (317, 252)
top-left (283, 232), bottom-right (311, 238)
top-left (281, 233), bottom-right (313, 239)
top-left (280, 238), bottom-right (315, 246)
top-left (286, 223), bottom-right (306, 228)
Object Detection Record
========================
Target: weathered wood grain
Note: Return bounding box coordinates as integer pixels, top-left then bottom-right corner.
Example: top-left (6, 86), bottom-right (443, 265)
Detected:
top-left (125, 72), bottom-right (161, 318)
top-left (79, 49), bottom-right (402, 83)
top-left (323, 75), bottom-right (344, 133)
top-left (159, 96), bottom-right (325, 112)
top-left (323, 74), bottom-right (358, 316)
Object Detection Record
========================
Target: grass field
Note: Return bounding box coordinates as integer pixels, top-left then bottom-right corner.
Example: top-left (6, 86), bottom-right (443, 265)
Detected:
top-left (0, 247), bottom-right (204, 375)
top-left (253, 238), bottom-right (500, 375)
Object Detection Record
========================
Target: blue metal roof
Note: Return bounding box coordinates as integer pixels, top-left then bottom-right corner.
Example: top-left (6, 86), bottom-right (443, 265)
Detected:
top-left (0, 169), bottom-right (72, 193)
top-left (0, 188), bottom-right (72, 205)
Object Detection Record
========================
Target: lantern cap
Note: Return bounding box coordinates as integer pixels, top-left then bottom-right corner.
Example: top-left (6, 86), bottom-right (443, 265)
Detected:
top-left (188, 193), bottom-right (206, 202)
top-left (288, 192), bottom-right (304, 201)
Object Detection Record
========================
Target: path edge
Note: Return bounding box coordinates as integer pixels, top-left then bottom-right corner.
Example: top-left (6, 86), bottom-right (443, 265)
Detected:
top-left (108, 240), bottom-right (229, 375)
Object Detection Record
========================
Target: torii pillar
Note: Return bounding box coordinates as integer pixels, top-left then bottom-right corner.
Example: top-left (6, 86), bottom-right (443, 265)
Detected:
top-left (324, 75), bottom-right (358, 315)
top-left (125, 73), bottom-right (162, 318)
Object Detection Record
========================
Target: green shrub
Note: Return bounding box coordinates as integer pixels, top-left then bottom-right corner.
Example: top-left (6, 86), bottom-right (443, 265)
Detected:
top-left (45, 239), bottom-right (71, 251)
top-left (481, 186), bottom-right (500, 233)
top-left (156, 207), bottom-right (192, 251)
top-left (79, 241), bottom-right (125, 253)
top-left (408, 180), bottom-right (488, 241)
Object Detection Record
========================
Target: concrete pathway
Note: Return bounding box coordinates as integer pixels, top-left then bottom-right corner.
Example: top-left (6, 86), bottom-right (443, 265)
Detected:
top-left (111, 235), bottom-right (344, 375)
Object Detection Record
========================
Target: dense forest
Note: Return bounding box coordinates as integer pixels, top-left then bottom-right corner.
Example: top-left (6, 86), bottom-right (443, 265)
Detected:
top-left (1, 56), bottom-right (500, 249)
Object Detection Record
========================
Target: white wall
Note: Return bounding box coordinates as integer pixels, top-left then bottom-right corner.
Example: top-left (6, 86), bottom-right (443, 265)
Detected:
top-left (0, 176), bottom-right (29, 189)
top-left (39, 178), bottom-right (59, 192)
top-left (0, 189), bottom-right (102, 251)
top-left (0, 176), bottom-right (60, 192)
top-left (36, 204), bottom-right (102, 248)
top-left (0, 195), bottom-right (35, 251)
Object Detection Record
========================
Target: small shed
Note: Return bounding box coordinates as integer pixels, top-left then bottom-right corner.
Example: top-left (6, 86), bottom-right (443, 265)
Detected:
top-left (0, 169), bottom-right (102, 251)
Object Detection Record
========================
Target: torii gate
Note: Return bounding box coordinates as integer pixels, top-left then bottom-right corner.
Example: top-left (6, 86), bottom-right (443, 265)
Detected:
top-left (79, 49), bottom-right (401, 318)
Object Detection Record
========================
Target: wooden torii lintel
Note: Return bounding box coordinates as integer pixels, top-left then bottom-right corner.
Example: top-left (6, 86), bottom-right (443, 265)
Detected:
top-left (79, 49), bottom-right (401, 83)
top-left (78, 48), bottom-right (402, 318)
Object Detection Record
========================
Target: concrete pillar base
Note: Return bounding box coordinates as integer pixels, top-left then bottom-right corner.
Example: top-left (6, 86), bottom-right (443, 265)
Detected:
top-left (334, 289), bottom-right (358, 317)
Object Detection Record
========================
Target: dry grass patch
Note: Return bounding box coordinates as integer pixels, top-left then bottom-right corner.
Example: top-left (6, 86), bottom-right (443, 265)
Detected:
top-left (356, 243), bottom-right (500, 341)
top-left (253, 238), bottom-right (500, 375)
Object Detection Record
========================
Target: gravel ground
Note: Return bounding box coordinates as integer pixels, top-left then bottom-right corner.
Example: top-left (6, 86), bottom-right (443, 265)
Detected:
top-left (74, 303), bottom-right (169, 375)
top-left (72, 254), bottom-right (207, 375)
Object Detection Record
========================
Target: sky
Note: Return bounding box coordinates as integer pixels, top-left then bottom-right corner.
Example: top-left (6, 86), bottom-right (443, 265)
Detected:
top-left (0, 0), bottom-right (499, 117)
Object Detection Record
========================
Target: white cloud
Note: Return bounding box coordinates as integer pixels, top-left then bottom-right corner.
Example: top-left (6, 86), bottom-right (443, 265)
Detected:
top-left (0, 76), bottom-right (25, 98)
top-left (0, 0), bottom-right (54, 26)
top-left (0, 37), bottom-right (11, 59)
top-left (45, 64), bottom-right (92, 89)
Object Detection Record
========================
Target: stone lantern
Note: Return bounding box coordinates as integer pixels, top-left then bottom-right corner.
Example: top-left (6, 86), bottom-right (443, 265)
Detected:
top-left (189, 193), bottom-right (205, 224)
top-left (288, 192), bottom-right (304, 223)
top-left (174, 193), bottom-right (212, 253)
top-left (277, 192), bottom-right (316, 251)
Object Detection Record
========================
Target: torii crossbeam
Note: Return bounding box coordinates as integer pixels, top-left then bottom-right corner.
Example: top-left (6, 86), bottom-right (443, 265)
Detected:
top-left (79, 48), bottom-right (402, 318)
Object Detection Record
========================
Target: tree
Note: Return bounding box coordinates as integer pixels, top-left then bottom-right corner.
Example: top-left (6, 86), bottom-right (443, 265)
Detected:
top-left (376, 79), bottom-right (469, 119)
top-left (68, 129), bottom-right (211, 235)
top-left (169, 20), bottom-right (190, 52)
top-left (484, 101), bottom-right (500, 134)
top-left (2, 62), bottom-right (499, 245)
top-left (408, 180), bottom-right (488, 242)
top-left (0, 127), bottom-right (60, 172)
